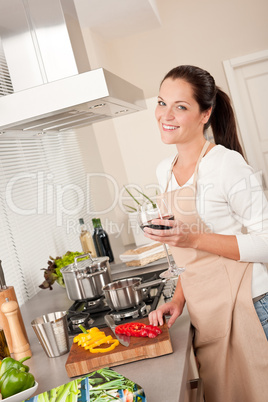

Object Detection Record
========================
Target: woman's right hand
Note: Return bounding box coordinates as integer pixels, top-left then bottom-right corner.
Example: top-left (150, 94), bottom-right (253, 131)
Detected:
top-left (148, 300), bottom-right (184, 328)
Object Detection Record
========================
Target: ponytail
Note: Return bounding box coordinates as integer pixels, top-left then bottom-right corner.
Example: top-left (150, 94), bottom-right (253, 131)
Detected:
top-left (209, 88), bottom-right (244, 157)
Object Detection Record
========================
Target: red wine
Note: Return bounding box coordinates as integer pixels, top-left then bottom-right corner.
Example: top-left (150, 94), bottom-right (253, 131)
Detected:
top-left (140, 215), bottom-right (174, 231)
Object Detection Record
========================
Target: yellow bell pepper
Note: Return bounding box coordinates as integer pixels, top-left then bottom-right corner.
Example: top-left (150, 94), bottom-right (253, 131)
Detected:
top-left (88, 336), bottom-right (119, 353)
top-left (73, 327), bottom-right (105, 345)
top-left (84, 335), bottom-right (112, 349)
top-left (81, 333), bottom-right (106, 348)
top-left (73, 325), bottom-right (119, 353)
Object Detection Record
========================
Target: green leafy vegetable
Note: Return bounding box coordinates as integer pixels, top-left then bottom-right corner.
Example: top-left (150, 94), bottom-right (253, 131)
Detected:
top-left (39, 251), bottom-right (85, 290)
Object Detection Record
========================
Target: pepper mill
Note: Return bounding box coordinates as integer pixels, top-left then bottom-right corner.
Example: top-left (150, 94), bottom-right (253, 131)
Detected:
top-left (1, 298), bottom-right (32, 359)
top-left (0, 261), bottom-right (29, 353)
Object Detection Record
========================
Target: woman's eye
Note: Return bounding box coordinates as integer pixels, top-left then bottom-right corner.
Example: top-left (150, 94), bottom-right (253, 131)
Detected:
top-left (158, 100), bottom-right (166, 106)
top-left (178, 105), bottom-right (187, 110)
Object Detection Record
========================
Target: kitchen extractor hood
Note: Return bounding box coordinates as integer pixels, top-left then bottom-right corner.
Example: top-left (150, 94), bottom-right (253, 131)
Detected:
top-left (0, 0), bottom-right (146, 134)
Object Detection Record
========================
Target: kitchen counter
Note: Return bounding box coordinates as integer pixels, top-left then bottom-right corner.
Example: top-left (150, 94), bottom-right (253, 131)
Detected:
top-left (20, 261), bottom-right (192, 402)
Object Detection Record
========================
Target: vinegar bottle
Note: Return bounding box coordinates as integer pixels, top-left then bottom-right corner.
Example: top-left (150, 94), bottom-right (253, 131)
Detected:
top-left (92, 218), bottom-right (114, 263)
top-left (79, 218), bottom-right (97, 258)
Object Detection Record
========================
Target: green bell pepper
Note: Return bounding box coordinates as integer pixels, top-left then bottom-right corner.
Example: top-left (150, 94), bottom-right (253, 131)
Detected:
top-left (0, 356), bottom-right (30, 378)
top-left (0, 367), bottom-right (35, 398)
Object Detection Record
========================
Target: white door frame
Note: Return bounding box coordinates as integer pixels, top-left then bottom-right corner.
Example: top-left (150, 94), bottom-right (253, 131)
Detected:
top-left (223, 50), bottom-right (268, 173)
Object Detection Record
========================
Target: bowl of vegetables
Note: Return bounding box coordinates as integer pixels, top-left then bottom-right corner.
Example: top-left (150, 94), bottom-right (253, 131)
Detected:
top-left (2, 382), bottom-right (38, 402)
top-left (0, 356), bottom-right (37, 401)
top-left (39, 251), bottom-right (85, 290)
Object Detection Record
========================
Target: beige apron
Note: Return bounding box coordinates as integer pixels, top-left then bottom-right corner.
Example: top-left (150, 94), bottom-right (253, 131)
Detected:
top-left (163, 141), bottom-right (268, 402)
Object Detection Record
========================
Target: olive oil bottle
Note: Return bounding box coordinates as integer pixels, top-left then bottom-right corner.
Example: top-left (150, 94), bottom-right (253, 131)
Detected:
top-left (79, 218), bottom-right (97, 258)
top-left (0, 327), bottom-right (10, 360)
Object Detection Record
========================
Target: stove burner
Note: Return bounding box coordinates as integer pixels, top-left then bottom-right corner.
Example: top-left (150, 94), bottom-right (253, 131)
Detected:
top-left (66, 271), bottom-right (166, 336)
top-left (68, 312), bottom-right (94, 331)
top-left (69, 314), bottom-right (91, 326)
top-left (109, 302), bottom-right (150, 322)
top-left (86, 297), bottom-right (104, 308)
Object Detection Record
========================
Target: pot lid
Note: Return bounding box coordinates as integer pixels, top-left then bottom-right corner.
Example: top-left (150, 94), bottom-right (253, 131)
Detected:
top-left (60, 255), bottom-right (109, 273)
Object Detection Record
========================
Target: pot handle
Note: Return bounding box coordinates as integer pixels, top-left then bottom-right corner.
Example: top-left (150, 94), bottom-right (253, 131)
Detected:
top-left (84, 266), bottom-right (108, 278)
top-left (74, 253), bottom-right (94, 269)
top-left (134, 278), bottom-right (166, 290)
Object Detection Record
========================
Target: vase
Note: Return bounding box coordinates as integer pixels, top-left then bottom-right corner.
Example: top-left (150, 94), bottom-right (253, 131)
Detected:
top-left (128, 212), bottom-right (154, 247)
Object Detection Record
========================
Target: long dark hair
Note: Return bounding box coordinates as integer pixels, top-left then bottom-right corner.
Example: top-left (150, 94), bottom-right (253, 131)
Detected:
top-left (161, 65), bottom-right (244, 157)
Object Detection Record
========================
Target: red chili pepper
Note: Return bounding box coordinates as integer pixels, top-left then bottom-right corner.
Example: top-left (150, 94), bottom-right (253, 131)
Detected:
top-left (115, 322), bottom-right (162, 338)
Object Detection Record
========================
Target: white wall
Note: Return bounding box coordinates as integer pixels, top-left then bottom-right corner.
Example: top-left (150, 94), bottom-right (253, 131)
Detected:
top-left (86, 0), bottom-right (268, 98)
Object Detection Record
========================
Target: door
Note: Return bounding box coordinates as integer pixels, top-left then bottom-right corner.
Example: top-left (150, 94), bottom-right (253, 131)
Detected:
top-left (223, 50), bottom-right (268, 190)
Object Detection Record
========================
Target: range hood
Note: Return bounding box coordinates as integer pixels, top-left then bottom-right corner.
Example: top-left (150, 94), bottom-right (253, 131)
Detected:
top-left (0, 0), bottom-right (146, 134)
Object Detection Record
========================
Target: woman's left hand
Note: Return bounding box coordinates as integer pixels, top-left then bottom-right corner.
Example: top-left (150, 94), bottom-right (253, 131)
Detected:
top-left (143, 218), bottom-right (197, 249)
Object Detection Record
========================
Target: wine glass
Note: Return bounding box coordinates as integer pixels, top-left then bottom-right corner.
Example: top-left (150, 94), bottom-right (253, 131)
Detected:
top-left (137, 198), bottom-right (185, 279)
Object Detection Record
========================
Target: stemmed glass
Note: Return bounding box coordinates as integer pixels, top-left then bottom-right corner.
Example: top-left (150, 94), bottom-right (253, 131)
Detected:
top-left (137, 198), bottom-right (185, 279)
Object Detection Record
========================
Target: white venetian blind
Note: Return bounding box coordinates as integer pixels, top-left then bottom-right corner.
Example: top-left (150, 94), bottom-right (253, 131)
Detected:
top-left (0, 132), bottom-right (94, 305)
top-left (0, 37), bottom-right (13, 96)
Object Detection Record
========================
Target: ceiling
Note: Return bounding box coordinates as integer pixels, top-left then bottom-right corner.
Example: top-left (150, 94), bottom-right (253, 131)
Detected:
top-left (73, 0), bottom-right (161, 39)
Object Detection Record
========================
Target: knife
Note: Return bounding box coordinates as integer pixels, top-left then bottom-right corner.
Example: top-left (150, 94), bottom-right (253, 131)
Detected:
top-left (0, 261), bottom-right (7, 289)
top-left (104, 315), bottom-right (130, 347)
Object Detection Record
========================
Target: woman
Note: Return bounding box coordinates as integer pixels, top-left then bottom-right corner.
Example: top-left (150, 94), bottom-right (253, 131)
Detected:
top-left (146, 65), bottom-right (268, 402)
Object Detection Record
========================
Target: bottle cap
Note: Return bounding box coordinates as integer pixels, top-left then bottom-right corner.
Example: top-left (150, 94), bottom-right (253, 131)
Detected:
top-left (79, 218), bottom-right (84, 225)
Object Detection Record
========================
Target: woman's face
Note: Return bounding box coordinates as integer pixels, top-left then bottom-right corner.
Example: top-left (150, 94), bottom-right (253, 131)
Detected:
top-left (155, 78), bottom-right (210, 145)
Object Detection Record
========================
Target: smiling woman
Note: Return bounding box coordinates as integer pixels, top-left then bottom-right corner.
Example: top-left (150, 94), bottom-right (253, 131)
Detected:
top-left (147, 65), bottom-right (268, 402)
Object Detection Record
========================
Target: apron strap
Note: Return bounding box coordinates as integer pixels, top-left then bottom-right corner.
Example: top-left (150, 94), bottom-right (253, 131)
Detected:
top-left (192, 140), bottom-right (210, 186)
top-left (164, 154), bottom-right (178, 193)
top-left (164, 140), bottom-right (210, 192)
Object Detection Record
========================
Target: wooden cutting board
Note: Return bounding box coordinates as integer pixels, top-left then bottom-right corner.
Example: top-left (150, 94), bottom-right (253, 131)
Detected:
top-left (65, 317), bottom-right (173, 377)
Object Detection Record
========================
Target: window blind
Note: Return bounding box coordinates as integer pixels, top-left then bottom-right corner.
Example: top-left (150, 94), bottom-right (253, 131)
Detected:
top-left (0, 132), bottom-right (94, 305)
top-left (0, 37), bottom-right (13, 96)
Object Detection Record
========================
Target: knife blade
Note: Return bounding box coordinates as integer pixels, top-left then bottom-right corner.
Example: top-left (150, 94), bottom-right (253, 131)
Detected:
top-left (0, 261), bottom-right (7, 289)
top-left (104, 315), bottom-right (130, 347)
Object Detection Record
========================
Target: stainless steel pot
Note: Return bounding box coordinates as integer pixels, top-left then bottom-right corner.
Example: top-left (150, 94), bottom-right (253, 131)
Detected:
top-left (102, 277), bottom-right (164, 311)
top-left (60, 254), bottom-right (112, 301)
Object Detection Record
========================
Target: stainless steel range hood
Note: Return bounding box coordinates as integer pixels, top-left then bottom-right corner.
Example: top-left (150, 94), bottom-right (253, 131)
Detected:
top-left (0, 0), bottom-right (145, 134)
top-left (0, 68), bottom-right (146, 133)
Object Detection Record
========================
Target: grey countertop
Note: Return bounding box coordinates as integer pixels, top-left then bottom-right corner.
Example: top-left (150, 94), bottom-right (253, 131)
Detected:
top-left (20, 259), bottom-right (192, 402)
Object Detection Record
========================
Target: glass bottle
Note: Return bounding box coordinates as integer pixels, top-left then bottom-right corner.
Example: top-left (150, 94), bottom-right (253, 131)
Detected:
top-left (79, 218), bottom-right (97, 258)
top-left (0, 326), bottom-right (10, 360)
top-left (92, 218), bottom-right (114, 263)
